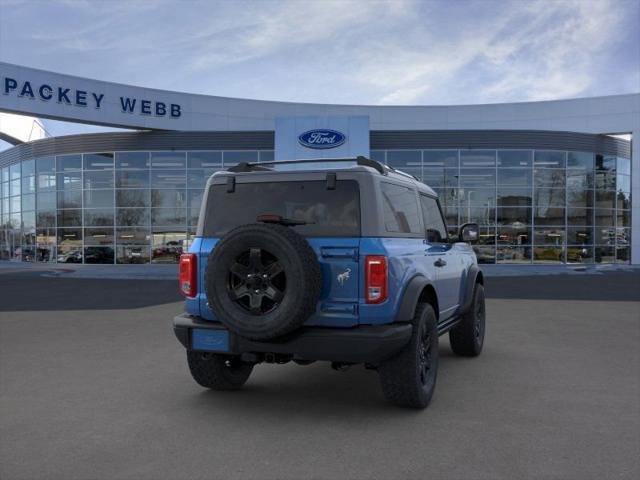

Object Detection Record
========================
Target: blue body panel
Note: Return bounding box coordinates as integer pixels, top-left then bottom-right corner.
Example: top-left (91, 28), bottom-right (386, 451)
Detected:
top-left (186, 234), bottom-right (474, 327)
top-left (359, 237), bottom-right (431, 325)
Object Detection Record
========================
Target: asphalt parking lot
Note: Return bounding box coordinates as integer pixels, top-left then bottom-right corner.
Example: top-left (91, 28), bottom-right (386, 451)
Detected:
top-left (1, 271), bottom-right (639, 480)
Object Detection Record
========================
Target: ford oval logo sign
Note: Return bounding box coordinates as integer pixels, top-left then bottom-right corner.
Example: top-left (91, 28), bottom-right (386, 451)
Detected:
top-left (298, 129), bottom-right (346, 149)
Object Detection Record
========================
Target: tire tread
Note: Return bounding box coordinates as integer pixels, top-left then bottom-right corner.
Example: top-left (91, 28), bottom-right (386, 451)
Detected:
top-left (449, 283), bottom-right (485, 357)
top-left (378, 303), bottom-right (438, 409)
top-left (187, 351), bottom-right (253, 390)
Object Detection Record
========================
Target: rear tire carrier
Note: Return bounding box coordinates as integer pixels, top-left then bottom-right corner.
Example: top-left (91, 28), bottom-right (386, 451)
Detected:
top-left (205, 223), bottom-right (322, 341)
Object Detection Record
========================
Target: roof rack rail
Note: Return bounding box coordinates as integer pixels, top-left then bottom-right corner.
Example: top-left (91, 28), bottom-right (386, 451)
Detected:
top-left (389, 167), bottom-right (420, 181)
top-left (354, 156), bottom-right (386, 174)
top-left (226, 162), bottom-right (273, 173)
top-left (225, 156), bottom-right (387, 175)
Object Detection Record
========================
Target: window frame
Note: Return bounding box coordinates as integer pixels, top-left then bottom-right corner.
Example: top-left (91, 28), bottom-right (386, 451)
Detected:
top-left (379, 181), bottom-right (423, 237)
top-left (419, 193), bottom-right (449, 244)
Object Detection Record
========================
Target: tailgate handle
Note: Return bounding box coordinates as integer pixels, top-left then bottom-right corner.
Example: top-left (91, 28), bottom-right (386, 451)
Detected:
top-left (321, 302), bottom-right (358, 315)
top-left (320, 247), bottom-right (358, 260)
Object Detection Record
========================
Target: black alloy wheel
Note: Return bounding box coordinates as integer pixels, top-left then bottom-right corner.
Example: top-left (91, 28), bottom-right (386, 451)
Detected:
top-left (227, 247), bottom-right (286, 315)
top-left (206, 223), bottom-right (321, 340)
top-left (473, 290), bottom-right (485, 346)
top-left (418, 327), bottom-right (433, 386)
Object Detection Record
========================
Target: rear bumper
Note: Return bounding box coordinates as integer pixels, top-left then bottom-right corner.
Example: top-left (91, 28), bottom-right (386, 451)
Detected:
top-left (173, 313), bottom-right (412, 364)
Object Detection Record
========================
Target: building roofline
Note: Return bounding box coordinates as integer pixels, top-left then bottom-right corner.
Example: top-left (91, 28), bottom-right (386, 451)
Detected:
top-left (3, 61), bottom-right (638, 109)
top-left (0, 129), bottom-right (631, 167)
top-left (2, 63), bottom-right (639, 133)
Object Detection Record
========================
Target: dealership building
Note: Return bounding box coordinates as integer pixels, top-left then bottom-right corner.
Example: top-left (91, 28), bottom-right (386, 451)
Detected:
top-left (0, 62), bottom-right (638, 265)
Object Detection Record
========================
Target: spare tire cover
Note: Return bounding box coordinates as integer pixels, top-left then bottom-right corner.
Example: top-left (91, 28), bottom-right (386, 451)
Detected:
top-left (205, 223), bottom-right (322, 340)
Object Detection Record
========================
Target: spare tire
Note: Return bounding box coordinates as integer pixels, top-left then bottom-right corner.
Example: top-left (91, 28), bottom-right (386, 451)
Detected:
top-left (205, 223), bottom-right (322, 340)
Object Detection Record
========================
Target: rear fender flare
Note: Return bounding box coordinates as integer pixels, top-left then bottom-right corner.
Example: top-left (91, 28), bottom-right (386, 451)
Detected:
top-left (457, 265), bottom-right (483, 315)
top-left (395, 275), bottom-right (435, 323)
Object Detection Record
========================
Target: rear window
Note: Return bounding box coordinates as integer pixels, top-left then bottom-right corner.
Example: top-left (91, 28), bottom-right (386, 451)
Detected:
top-left (203, 180), bottom-right (360, 237)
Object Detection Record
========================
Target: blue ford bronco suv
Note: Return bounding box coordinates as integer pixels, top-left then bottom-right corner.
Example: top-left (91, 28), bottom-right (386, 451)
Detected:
top-left (173, 157), bottom-right (485, 408)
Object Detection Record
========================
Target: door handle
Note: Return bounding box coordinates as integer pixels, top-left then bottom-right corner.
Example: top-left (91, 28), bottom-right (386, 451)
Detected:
top-left (433, 258), bottom-right (447, 267)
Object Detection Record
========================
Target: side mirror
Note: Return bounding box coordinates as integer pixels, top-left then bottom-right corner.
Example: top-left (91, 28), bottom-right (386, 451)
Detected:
top-left (459, 223), bottom-right (479, 243)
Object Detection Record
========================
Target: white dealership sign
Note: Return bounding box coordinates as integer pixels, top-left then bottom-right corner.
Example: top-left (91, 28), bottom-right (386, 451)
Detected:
top-left (274, 116), bottom-right (369, 161)
top-left (0, 62), bottom-right (194, 130)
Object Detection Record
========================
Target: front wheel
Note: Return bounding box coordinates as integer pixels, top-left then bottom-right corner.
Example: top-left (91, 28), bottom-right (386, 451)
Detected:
top-left (378, 303), bottom-right (439, 409)
top-left (187, 351), bottom-right (254, 390)
top-left (449, 283), bottom-right (485, 356)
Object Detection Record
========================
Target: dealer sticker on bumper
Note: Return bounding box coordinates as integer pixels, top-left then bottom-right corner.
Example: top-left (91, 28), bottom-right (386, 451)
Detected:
top-left (192, 329), bottom-right (229, 352)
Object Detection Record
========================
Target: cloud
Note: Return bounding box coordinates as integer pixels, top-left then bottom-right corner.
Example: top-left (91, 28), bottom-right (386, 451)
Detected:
top-left (472, 0), bottom-right (626, 102)
top-left (379, 85), bottom-right (431, 105)
top-left (0, 0), bottom-right (637, 106)
top-left (355, 0), bottom-right (632, 104)
top-left (185, 0), bottom-right (413, 71)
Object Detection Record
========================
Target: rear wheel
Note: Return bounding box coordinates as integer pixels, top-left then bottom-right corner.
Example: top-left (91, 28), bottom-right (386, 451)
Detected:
top-left (449, 283), bottom-right (485, 356)
top-left (378, 303), bottom-right (439, 409)
top-left (187, 351), bottom-right (254, 390)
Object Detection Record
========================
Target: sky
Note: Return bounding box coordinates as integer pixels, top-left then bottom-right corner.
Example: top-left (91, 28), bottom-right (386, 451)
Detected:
top-left (0, 0), bottom-right (639, 142)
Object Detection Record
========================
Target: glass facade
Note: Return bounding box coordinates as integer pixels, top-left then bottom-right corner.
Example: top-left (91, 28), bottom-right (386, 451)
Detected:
top-left (370, 149), bottom-right (632, 264)
top-left (0, 148), bottom-right (632, 265)
top-left (0, 150), bottom-right (273, 264)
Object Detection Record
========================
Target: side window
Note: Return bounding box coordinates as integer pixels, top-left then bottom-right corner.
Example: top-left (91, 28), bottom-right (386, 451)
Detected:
top-left (420, 195), bottom-right (448, 243)
top-left (380, 182), bottom-right (421, 234)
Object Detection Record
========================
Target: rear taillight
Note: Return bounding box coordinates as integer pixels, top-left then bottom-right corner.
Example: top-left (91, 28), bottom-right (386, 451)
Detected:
top-left (365, 255), bottom-right (388, 304)
top-left (179, 254), bottom-right (197, 297)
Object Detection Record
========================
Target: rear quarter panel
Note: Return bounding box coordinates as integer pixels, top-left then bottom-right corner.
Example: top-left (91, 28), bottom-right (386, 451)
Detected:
top-left (358, 237), bottom-right (436, 325)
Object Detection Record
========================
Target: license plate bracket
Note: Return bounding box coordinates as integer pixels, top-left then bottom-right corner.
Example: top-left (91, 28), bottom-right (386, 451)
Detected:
top-left (192, 329), bottom-right (230, 352)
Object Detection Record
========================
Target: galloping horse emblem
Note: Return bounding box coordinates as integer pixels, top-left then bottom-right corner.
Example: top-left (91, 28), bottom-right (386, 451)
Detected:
top-left (337, 268), bottom-right (351, 286)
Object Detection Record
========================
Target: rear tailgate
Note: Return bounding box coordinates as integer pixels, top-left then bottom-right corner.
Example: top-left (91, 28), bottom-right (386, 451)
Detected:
top-left (197, 237), bottom-right (361, 326)
top-left (305, 238), bottom-right (360, 327)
